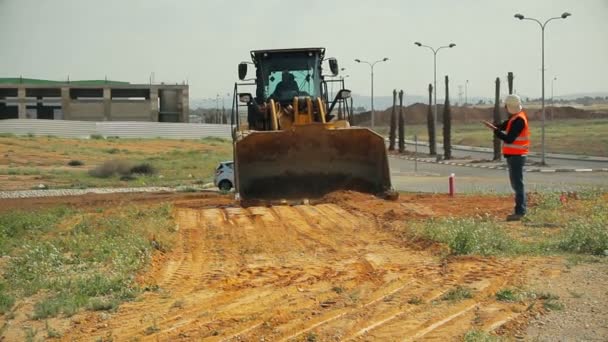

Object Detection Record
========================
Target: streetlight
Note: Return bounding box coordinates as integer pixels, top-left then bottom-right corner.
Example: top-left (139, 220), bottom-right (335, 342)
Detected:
top-left (465, 80), bottom-right (469, 106)
top-left (354, 57), bottom-right (389, 128)
top-left (514, 11), bottom-right (571, 165)
top-left (414, 41), bottom-right (456, 155)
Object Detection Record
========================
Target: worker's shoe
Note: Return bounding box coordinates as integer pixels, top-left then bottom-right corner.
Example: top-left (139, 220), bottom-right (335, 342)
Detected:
top-left (506, 214), bottom-right (524, 222)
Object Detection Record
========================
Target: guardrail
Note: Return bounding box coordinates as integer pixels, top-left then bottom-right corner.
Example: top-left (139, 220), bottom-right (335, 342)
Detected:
top-left (0, 119), bottom-right (232, 139)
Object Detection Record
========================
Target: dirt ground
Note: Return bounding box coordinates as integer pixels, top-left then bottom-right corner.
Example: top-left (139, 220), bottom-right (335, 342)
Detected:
top-left (1, 191), bottom-right (605, 341)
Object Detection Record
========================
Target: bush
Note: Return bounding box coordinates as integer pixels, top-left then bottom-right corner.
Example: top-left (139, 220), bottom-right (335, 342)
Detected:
top-left (495, 288), bottom-right (521, 302)
top-left (130, 163), bottom-right (156, 175)
top-left (90, 134), bottom-right (104, 140)
top-left (558, 210), bottom-right (608, 255)
top-left (67, 160), bottom-right (84, 167)
top-left (419, 218), bottom-right (518, 256)
top-left (89, 160), bottom-right (133, 178)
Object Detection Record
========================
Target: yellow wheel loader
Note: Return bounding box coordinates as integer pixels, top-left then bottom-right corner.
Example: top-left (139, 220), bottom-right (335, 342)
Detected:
top-left (231, 48), bottom-right (393, 200)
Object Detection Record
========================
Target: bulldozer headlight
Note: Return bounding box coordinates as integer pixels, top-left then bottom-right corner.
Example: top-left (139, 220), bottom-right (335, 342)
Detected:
top-left (337, 89), bottom-right (351, 100)
top-left (239, 93), bottom-right (252, 103)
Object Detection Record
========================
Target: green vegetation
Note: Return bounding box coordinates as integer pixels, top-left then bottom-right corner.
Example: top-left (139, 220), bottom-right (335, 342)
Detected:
top-left (557, 201), bottom-right (608, 255)
top-left (409, 190), bottom-right (608, 257)
top-left (407, 296), bottom-right (423, 305)
top-left (90, 134), bottom-right (105, 140)
top-left (377, 119), bottom-right (608, 156)
top-left (441, 286), bottom-right (473, 302)
top-left (413, 217), bottom-right (518, 256)
top-left (67, 160), bottom-right (85, 166)
top-left (0, 206), bottom-right (74, 255)
top-left (0, 136), bottom-right (232, 189)
top-left (0, 282), bottom-right (15, 314)
top-left (463, 329), bottom-right (505, 342)
top-left (536, 292), bottom-right (564, 311)
top-left (495, 288), bottom-right (524, 302)
top-left (0, 204), bottom-right (175, 319)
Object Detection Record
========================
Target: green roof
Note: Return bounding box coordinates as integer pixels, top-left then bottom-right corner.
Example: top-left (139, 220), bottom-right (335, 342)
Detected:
top-left (0, 78), bottom-right (130, 86)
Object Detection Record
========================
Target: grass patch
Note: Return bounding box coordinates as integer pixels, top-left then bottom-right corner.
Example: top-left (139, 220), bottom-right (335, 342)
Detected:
top-left (0, 203), bottom-right (175, 319)
top-left (441, 286), bottom-right (473, 302)
top-left (407, 296), bottom-right (423, 305)
top-left (557, 201), bottom-right (608, 255)
top-left (0, 206), bottom-right (73, 255)
top-left (1, 136), bottom-right (232, 189)
top-left (104, 148), bottom-right (120, 154)
top-left (495, 288), bottom-right (523, 302)
top-left (463, 329), bottom-right (504, 342)
top-left (543, 298), bottom-right (564, 311)
top-left (375, 119), bottom-right (608, 157)
top-left (46, 321), bottom-right (62, 338)
top-left (0, 282), bottom-right (15, 315)
top-left (87, 297), bottom-right (119, 311)
top-left (414, 217), bottom-right (519, 256)
top-left (407, 191), bottom-right (607, 258)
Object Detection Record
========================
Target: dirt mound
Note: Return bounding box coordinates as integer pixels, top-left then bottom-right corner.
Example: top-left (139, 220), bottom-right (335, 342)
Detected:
top-left (322, 190), bottom-right (512, 219)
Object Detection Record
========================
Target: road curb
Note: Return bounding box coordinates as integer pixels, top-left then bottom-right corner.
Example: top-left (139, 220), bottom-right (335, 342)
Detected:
top-left (390, 155), bottom-right (608, 173)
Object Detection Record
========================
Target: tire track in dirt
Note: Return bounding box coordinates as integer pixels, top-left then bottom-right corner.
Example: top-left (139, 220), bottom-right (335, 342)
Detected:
top-left (62, 202), bottom-right (529, 341)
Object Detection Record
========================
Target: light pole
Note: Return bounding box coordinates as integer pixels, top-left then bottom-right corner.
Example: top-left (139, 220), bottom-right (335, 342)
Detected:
top-left (465, 80), bottom-right (469, 106)
top-left (514, 11), bottom-right (571, 165)
top-left (354, 57), bottom-right (389, 129)
top-left (414, 42), bottom-right (456, 154)
top-left (551, 76), bottom-right (557, 120)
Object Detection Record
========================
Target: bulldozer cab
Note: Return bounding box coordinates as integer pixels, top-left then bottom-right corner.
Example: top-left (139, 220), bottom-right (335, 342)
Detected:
top-left (231, 47), bottom-right (392, 200)
top-left (253, 49), bottom-right (323, 105)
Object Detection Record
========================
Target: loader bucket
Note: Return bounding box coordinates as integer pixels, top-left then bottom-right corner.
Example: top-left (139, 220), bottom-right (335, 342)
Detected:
top-left (235, 124), bottom-right (392, 200)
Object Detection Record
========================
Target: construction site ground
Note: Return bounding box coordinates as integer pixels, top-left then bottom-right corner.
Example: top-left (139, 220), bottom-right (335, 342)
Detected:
top-left (1, 191), bottom-right (606, 341)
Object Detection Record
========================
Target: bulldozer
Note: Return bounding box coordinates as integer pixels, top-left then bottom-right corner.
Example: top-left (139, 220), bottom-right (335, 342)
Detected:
top-left (231, 47), bottom-right (393, 200)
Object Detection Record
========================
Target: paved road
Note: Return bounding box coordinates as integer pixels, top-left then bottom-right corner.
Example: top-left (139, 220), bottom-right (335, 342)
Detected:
top-left (401, 141), bottom-right (608, 170)
top-left (389, 156), bottom-right (608, 193)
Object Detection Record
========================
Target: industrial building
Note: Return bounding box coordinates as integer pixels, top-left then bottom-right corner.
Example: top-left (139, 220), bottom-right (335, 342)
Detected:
top-left (0, 78), bottom-right (189, 122)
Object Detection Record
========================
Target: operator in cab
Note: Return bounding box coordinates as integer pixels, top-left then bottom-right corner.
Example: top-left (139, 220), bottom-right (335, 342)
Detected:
top-left (271, 71), bottom-right (299, 100)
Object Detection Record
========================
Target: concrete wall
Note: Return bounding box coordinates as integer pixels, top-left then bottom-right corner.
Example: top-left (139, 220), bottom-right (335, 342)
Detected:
top-left (69, 100), bottom-right (105, 121)
top-left (0, 84), bottom-right (189, 122)
top-left (0, 119), bottom-right (231, 139)
top-left (110, 101), bottom-right (153, 121)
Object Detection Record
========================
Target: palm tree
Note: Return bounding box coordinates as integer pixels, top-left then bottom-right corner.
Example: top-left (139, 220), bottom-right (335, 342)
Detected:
top-left (398, 90), bottom-right (405, 153)
top-left (493, 77), bottom-right (502, 161)
top-left (389, 89), bottom-right (397, 151)
top-left (427, 83), bottom-right (436, 155)
top-left (443, 76), bottom-right (452, 159)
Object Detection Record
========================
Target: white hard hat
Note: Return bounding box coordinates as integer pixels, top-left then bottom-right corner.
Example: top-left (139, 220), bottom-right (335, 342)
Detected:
top-left (505, 94), bottom-right (522, 114)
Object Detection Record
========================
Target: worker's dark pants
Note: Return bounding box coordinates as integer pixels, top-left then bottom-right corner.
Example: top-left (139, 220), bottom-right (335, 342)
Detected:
top-left (506, 155), bottom-right (527, 215)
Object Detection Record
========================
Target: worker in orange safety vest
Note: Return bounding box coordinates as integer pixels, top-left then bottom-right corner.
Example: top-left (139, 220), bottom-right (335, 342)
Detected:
top-left (483, 94), bottom-right (529, 221)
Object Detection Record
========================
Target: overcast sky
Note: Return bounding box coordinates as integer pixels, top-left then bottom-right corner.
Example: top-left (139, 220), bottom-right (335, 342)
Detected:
top-left (1, 0), bottom-right (607, 102)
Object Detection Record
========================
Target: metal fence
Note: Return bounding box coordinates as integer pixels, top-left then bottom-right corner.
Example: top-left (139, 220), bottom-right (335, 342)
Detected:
top-left (0, 119), bottom-right (232, 139)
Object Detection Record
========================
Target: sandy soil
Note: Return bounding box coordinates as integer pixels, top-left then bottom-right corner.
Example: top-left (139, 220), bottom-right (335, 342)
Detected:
top-left (1, 191), bottom-right (603, 341)
top-left (55, 192), bottom-right (530, 341)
